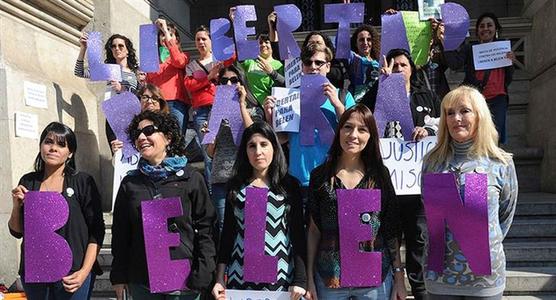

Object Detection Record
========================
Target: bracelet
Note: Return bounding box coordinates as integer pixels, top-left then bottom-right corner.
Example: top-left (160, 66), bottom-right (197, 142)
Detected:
top-left (392, 267), bottom-right (405, 273)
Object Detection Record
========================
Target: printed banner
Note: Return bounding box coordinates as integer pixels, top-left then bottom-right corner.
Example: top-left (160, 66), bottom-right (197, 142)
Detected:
top-left (472, 41), bottom-right (513, 71)
top-left (272, 87), bottom-right (300, 132)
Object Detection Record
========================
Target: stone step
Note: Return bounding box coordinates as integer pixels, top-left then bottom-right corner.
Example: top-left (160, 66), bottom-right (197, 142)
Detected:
top-left (515, 193), bottom-right (556, 216)
top-left (507, 218), bottom-right (556, 238)
top-left (503, 296), bottom-right (556, 299)
top-left (504, 241), bottom-right (556, 263)
top-left (511, 148), bottom-right (544, 192)
top-left (98, 248), bottom-right (112, 269)
top-left (506, 267), bottom-right (556, 294)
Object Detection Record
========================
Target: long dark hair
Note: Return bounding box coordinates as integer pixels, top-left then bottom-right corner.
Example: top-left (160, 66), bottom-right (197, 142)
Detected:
top-left (476, 12), bottom-right (502, 37)
top-left (104, 34), bottom-right (138, 72)
top-left (323, 104), bottom-right (389, 188)
top-left (218, 64), bottom-right (259, 108)
top-left (227, 122), bottom-right (289, 201)
top-left (127, 110), bottom-right (186, 157)
top-left (350, 24), bottom-right (380, 60)
top-left (34, 122), bottom-right (77, 174)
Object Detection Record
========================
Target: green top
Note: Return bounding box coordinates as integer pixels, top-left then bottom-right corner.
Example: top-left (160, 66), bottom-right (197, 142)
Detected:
top-left (241, 58), bottom-right (284, 105)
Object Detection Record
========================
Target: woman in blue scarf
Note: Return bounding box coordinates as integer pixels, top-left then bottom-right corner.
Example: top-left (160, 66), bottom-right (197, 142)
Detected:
top-left (110, 110), bottom-right (216, 300)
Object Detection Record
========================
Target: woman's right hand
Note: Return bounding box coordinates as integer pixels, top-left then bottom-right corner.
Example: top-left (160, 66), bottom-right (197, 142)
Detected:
top-left (305, 279), bottom-right (318, 300)
top-left (212, 282), bottom-right (226, 300)
top-left (113, 284), bottom-right (127, 300)
top-left (208, 62), bottom-right (223, 82)
top-left (79, 32), bottom-right (88, 49)
top-left (263, 96), bottom-right (276, 117)
top-left (11, 185), bottom-right (28, 208)
top-left (110, 139), bottom-right (124, 154)
top-left (380, 55), bottom-right (395, 76)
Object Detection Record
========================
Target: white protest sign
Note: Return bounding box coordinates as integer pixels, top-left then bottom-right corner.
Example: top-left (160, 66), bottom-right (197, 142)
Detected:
top-left (15, 112), bottom-right (39, 139)
top-left (472, 40), bottom-right (512, 71)
top-left (225, 289), bottom-right (290, 300)
top-left (285, 57), bottom-right (302, 88)
top-left (380, 136), bottom-right (437, 195)
top-left (111, 149), bottom-right (140, 210)
top-left (24, 81), bottom-right (48, 109)
top-left (418, 0), bottom-right (444, 20)
top-left (272, 87), bottom-right (300, 132)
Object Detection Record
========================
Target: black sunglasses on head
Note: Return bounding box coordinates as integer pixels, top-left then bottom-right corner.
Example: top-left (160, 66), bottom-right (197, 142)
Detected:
top-left (131, 124), bottom-right (160, 140)
top-left (219, 76), bottom-right (240, 85)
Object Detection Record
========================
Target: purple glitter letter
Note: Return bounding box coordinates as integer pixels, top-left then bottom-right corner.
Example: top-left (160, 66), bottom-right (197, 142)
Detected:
top-left (274, 5), bottom-right (302, 60)
top-left (299, 74), bottom-right (335, 146)
top-left (337, 189), bottom-right (382, 287)
top-left (379, 14), bottom-right (411, 66)
top-left (211, 18), bottom-right (236, 61)
top-left (324, 3), bottom-right (365, 59)
top-left (374, 74), bottom-right (414, 140)
top-left (423, 173), bottom-right (491, 275)
top-left (142, 197), bottom-right (191, 292)
top-left (139, 24), bottom-right (160, 72)
top-left (441, 3), bottom-right (470, 51)
top-left (243, 187), bottom-right (279, 283)
top-left (202, 85), bottom-right (244, 145)
top-left (101, 91), bottom-right (141, 160)
top-left (233, 5), bottom-right (259, 61)
top-left (87, 32), bottom-right (122, 81)
top-left (24, 192), bottom-right (72, 283)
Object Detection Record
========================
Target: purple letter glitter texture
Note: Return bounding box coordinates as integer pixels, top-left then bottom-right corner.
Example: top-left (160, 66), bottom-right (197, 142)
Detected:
top-left (24, 191), bottom-right (72, 283)
top-left (373, 74), bottom-right (414, 140)
top-left (337, 189), bottom-right (382, 287)
top-left (243, 187), bottom-right (279, 283)
top-left (233, 5), bottom-right (259, 61)
top-left (101, 91), bottom-right (141, 160)
top-left (210, 18), bottom-right (236, 61)
top-left (202, 85), bottom-right (244, 145)
top-left (422, 173), bottom-right (491, 275)
top-left (379, 13), bottom-right (411, 66)
top-left (142, 197), bottom-right (191, 292)
top-left (441, 3), bottom-right (470, 51)
top-left (87, 31), bottom-right (122, 81)
top-left (324, 3), bottom-right (365, 59)
top-left (139, 24), bottom-right (160, 72)
top-left (274, 4), bottom-right (302, 60)
top-left (299, 74), bottom-right (335, 146)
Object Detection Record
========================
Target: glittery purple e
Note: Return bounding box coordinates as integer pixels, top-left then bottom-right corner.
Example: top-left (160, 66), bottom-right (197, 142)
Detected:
top-left (233, 5), bottom-right (259, 61)
top-left (139, 24), bottom-right (160, 73)
top-left (243, 187), bottom-right (279, 283)
top-left (423, 173), bottom-right (491, 275)
top-left (324, 3), bottom-right (365, 59)
top-left (337, 189), bottom-right (382, 287)
top-left (299, 74), bottom-right (335, 146)
top-left (24, 191), bottom-right (72, 283)
top-left (142, 197), bottom-right (191, 292)
top-left (274, 5), bottom-right (302, 60)
top-left (210, 18), bottom-right (236, 61)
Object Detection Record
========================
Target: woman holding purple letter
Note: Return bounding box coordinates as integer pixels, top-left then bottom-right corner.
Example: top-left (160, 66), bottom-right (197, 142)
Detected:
top-left (306, 104), bottom-right (406, 300)
top-left (9, 122), bottom-right (105, 300)
top-left (421, 86), bottom-right (518, 299)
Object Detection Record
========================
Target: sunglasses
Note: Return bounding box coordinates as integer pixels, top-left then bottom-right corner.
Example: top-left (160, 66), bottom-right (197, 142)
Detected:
top-left (140, 94), bottom-right (160, 103)
top-left (219, 76), bottom-right (240, 85)
top-left (131, 124), bottom-right (160, 140)
top-left (302, 59), bottom-right (328, 68)
top-left (111, 43), bottom-right (126, 50)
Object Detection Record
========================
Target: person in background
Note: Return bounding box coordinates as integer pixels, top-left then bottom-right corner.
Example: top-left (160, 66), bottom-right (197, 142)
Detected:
top-left (417, 19), bottom-right (450, 100)
top-left (111, 111), bottom-right (215, 300)
top-left (9, 122), bottom-right (105, 300)
top-left (442, 12), bottom-right (516, 144)
top-left (75, 32), bottom-right (139, 150)
top-left (212, 122), bottom-right (306, 299)
top-left (349, 25), bottom-right (381, 103)
top-left (147, 19), bottom-right (190, 138)
top-left (421, 86), bottom-right (518, 299)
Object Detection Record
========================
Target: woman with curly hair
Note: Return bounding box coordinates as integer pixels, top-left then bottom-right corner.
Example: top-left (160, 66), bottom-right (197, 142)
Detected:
top-left (110, 111), bottom-right (216, 300)
top-left (348, 24), bottom-right (381, 103)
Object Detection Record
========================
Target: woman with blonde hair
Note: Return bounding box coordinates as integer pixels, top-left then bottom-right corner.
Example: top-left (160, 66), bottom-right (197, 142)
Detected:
top-left (421, 85), bottom-right (518, 299)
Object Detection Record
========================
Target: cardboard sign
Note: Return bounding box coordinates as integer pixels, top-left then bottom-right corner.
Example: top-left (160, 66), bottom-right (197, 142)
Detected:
top-left (101, 92), bottom-right (141, 160)
top-left (139, 24), bottom-right (160, 72)
top-left (274, 4), bottom-right (302, 60)
top-left (272, 87), bottom-right (300, 132)
top-left (472, 41), bottom-right (513, 71)
top-left (324, 3), bottom-right (365, 59)
top-left (225, 290), bottom-right (290, 300)
top-left (418, 0), bottom-right (444, 20)
top-left (284, 57), bottom-right (302, 88)
top-left (111, 150), bottom-right (139, 210)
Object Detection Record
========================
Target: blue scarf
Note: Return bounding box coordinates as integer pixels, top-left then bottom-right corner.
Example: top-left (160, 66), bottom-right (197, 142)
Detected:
top-left (132, 156), bottom-right (188, 181)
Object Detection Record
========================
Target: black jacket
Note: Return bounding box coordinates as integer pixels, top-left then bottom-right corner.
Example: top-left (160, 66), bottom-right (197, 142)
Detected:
top-left (10, 171), bottom-right (105, 278)
top-left (110, 165), bottom-right (216, 291)
top-left (409, 84), bottom-right (442, 136)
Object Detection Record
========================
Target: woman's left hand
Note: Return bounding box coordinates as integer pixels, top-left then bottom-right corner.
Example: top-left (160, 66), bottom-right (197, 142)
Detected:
top-left (62, 269), bottom-right (88, 293)
top-left (257, 56), bottom-right (274, 74)
top-left (289, 285), bottom-right (306, 300)
top-left (390, 275), bottom-right (408, 300)
top-left (412, 126), bottom-right (429, 141)
top-left (237, 84), bottom-right (247, 107)
top-left (110, 80), bottom-right (123, 92)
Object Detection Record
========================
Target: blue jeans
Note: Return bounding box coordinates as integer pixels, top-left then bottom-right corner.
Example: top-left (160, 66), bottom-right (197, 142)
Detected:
top-left (168, 100), bottom-right (190, 137)
top-left (192, 105), bottom-right (212, 187)
top-left (22, 273), bottom-right (93, 300)
top-left (128, 283), bottom-right (200, 300)
top-left (486, 95), bottom-right (508, 144)
top-left (314, 271), bottom-right (392, 300)
top-left (211, 183), bottom-right (227, 233)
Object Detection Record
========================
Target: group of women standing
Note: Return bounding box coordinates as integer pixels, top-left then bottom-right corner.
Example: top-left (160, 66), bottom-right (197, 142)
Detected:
top-left (9, 7), bottom-right (518, 300)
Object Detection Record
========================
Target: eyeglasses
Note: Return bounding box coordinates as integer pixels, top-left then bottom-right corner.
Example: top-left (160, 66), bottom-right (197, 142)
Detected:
top-left (131, 125), bottom-right (160, 140)
top-left (219, 76), bottom-right (240, 85)
top-left (302, 59), bottom-right (328, 68)
top-left (140, 95), bottom-right (160, 103)
top-left (111, 43), bottom-right (126, 50)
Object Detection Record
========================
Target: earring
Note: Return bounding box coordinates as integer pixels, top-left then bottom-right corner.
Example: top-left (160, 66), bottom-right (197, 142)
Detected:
top-left (495, 31), bottom-right (499, 39)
